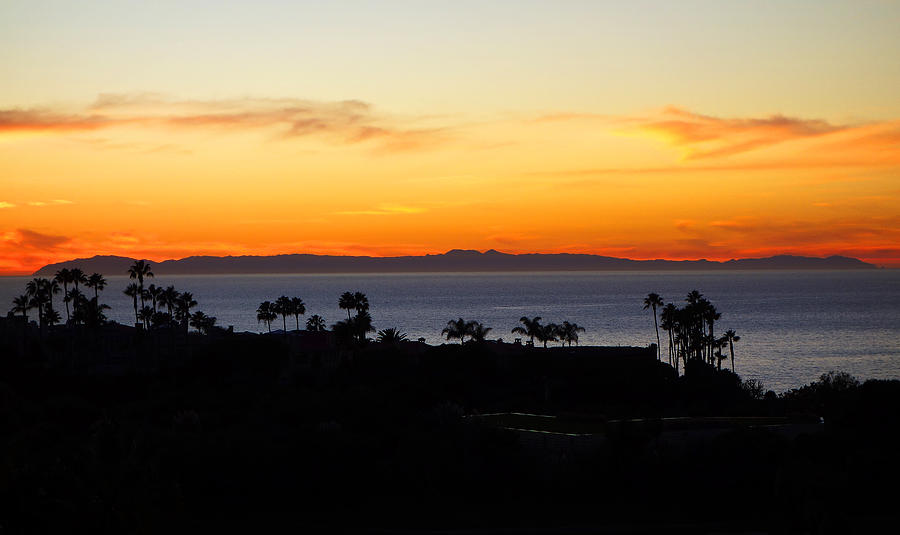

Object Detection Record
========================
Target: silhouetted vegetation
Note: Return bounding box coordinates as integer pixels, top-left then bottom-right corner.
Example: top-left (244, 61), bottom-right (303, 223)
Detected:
top-left (3, 280), bottom-right (898, 532)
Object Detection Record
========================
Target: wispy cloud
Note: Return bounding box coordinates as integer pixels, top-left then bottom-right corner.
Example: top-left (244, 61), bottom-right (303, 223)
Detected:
top-left (0, 201), bottom-right (14, 209)
top-left (27, 199), bottom-right (74, 207)
top-left (335, 204), bottom-right (426, 216)
top-left (0, 94), bottom-right (449, 152)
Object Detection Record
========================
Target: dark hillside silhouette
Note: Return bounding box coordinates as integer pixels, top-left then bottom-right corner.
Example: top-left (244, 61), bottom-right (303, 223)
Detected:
top-left (34, 251), bottom-right (876, 275)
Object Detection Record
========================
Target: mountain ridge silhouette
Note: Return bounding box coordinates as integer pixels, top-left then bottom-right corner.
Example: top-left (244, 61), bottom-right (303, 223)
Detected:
top-left (32, 251), bottom-right (876, 275)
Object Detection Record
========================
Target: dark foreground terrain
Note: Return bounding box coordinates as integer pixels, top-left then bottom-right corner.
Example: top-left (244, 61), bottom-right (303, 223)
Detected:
top-left (1, 321), bottom-right (898, 533)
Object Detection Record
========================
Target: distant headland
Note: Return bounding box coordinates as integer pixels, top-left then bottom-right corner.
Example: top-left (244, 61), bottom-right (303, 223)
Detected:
top-left (33, 250), bottom-right (876, 276)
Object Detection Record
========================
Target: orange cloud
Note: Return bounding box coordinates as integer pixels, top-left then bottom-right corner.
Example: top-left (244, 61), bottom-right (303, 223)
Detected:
top-left (0, 94), bottom-right (448, 152)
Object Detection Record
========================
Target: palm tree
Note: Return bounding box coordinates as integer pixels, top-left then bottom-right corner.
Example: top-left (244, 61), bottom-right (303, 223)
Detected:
top-left (643, 292), bottom-right (664, 361)
top-left (353, 311), bottom-right (374, 343)
top-left (290, 297), bottom-right (306, 330)
top-left (146, 284), bottom-right (163, 312)
top-left (536, 323), bottom-right (559, 348)
top-left (724, 329), bottom-right (741, 373)
top-left (511, 316), bottom-right (542, 346)
top-left (274, 295), bottom-right (292, 332)
top-left (376, 327), bottom-right (408, 344)
top-left (123, 283), bottom-right (140, 324)
top-left (306, 314), bottom-right (326, 332)
top-left (70, 268), bottom-right (87, 291)
top-left (557, 321), bottom-right (586, 347)
top-left (127, 260), bottom-right (154, 310)
top-left (54, 268), bottom-right (73, 322)
top-left (11, 294), bottom-right (31, 321)
top-left (85, 273), bottom-right (107, 301)
top-left (441, 317), bottom-right (470, 344)
top-left (353, 292), bottom-right (369, 314)
top-left (44, 308), bottom-right (61, 327)
top-left (160, 285), bottom-right (179, 316)
top-left (190, 311), bottom-right (216, 334)
top-left (257, 301), bottom-right (276, 333)
top-left (467, 321), bottom-right (492, 343)
top-left (26, 278), bottom-right (50, 329)
top-left (65, 288), bottom-right (84, 325)
top-left (138, 306), bottom-right (154, 328)
top-left (338, 291), bottom-right (356, 320)
top-left (660, 303), bottom-right (677, 368)
top-left (176, 292), bottom-right (197, 332)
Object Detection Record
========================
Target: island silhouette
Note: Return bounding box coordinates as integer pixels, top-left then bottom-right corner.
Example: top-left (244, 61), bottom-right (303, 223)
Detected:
top-left (33, 250), bottom-right (876, 276)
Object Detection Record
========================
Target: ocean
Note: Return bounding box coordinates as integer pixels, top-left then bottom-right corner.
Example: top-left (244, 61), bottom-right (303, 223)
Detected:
top-left (2, 270), bottom-right (899, 392)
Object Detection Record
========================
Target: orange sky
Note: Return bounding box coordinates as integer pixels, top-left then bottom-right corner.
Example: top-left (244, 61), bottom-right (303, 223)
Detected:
top-left (2, 2), bottom-right (899, 274)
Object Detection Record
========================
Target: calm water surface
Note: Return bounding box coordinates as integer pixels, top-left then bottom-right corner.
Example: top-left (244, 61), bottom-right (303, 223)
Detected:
top-left (3, 270), bottom-right (899, 392)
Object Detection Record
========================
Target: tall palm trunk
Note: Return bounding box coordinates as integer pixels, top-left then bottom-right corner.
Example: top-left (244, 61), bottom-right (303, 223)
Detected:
top-left (729, 340), bottom-right (735, 373)
top-left (62, 282), bottom-right (70, 322)
top-left (652, 304), bottom-right (660, 361)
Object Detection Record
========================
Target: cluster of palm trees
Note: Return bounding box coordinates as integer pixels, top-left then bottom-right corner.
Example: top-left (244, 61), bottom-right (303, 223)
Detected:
top-left (123, 261), bottom-right (212, 334)
top-left (333, 291), bottom-right (373, 344)
top-left (441, 318), bottom-right (492, 344)
top-left (644, 291), bottom-right (741, 374)
top-left (511, 316), bottom-right (586, 348)
top-left (9, 269), bottom-right (111, 330)
top-left (256, 295), bottom-right (307, 333)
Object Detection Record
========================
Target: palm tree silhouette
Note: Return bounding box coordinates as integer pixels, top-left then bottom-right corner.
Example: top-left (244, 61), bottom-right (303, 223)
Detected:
top-left (274, 295), bottom-right (292, 332)
top-left (176, 292), bottom-right (197, 332)
top-left (66, 288), bottom-right (84, 325)
top-left (338, 291), bottom-right (355, 320)
top-left (467, 321), bottom-right (492, 343)
top-left (190, 311), bottom-right (216, 334)
top-left (146, 284), bottom-right (163, 312)
top-left (160, 285), bottom-right (179, 317)
top-left (306, 314), bottom-right (326, 332)
top-left (536, 323), bottom-right (558, 348)
top-left (511, 316), bottom-right (542, 346)
top-left (290, 297), bottom-right (306, 330)
top-left (442, 317), bottom-right (470, 344)
top-left (353, 292), bottom-right (369, 314)
top-left (85, 273), bottom-right (107, 301)
top-left (643, 292), bottom-right (664, 361)
top-left (54, 268), bottom-right (73, 322)
top-left (557, 321), bottom-right (586, 347)
top-left (660, 303), bottom-right (677, 367)
top-left (124, 283), bottom-right (140, 324)
top-left (257, 301), bottom-right (276, 333)
top-left (376, 327), bottom-right (408, 344)
top-left (127, 260), bottom-right (154, 311)
top-left (11, 294), bottom-right (31, 321)
top-left (724, 329), bottom-right (741, 373)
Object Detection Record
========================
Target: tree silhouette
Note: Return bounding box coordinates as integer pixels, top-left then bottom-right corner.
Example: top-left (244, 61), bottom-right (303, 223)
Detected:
top-left (127, 260), bottom-right (154, 311)
top-left (190, 311), bottom-right (217, 335)
top-left (376, 327), bottom-right (408, 344)
top-left (65, 288), bottom-right (84, 325)
top-left (176, 292), bottom-right (197, 332)
top-left (160, 286), bottom-right (179, 316)
top-left (467, 321), bottom-right (492, 343)
top-left (536, 323), bottom-right (558, 348)
top-left (660, 303), bottom-right (677, 368)
top-left (146, 284), bottom-right (163, 312)
top-left (54, 268), bottom-right (73, 323)
top-left (511, 316), bottom-right (542, 346)
top-left (85, 273), bottom-right (106, 301)
top-left (338, 291), bottom-right (355, 320)
top-left (724, 329), bottom-right (741, 373)
top-left (643, 292), bottom-right (664, 361)
top-left (274, 295), bottom-right (292, 332)
top-left (290, 297), bottom-right (306, 330)
top-left (257, 301), bottom-right (276, 333)
top-left (353, 291), bottom-right (369, 314)
top-left (557, 321), bottom-right (585, 347)
top-left (124, 283), bottom-right (140, 324)
top-left (10, 294), bottom-right (30, 321)
top-left (441, 317), bottom-right (470, 344)
top-left (306, 314), bottom-right (326, 332)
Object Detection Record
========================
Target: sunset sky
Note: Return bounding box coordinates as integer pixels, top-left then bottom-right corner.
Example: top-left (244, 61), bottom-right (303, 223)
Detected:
top-left (2, 0), bottom-right (899, 274)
